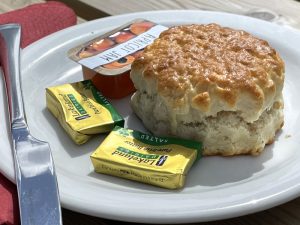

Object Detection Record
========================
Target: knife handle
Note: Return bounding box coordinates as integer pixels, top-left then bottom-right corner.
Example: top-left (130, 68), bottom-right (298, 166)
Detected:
top-left (0, 24), bottom-right (27, 128)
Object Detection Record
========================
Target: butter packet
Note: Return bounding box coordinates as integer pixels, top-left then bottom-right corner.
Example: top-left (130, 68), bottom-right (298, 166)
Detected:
top-left (90, 126), bottom-right (202, 189)
top-left (46, 80), bottom-right (124, 144)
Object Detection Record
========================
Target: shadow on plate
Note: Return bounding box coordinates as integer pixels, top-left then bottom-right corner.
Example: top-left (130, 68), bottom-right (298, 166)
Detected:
top-left (185, 139), bottom-right (276, 188)
top-left (87, 141), bottom-right (276, 190)
top-left (87, 144), bottom-right (275, 191)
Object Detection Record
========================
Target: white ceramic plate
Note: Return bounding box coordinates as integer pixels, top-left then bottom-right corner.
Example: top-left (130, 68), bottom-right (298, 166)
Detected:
top-left (1, 10), bottom-right (300, 224)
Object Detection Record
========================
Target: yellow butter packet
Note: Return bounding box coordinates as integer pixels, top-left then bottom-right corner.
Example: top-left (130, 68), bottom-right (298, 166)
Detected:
top-left (46, 80), bottom-right (124, 144)
top-left (90, 126), bottom-right (202, 189)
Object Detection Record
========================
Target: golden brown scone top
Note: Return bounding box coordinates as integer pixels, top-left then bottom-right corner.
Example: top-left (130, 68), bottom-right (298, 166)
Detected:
top-left (131, 24), bottom-right (284, 122)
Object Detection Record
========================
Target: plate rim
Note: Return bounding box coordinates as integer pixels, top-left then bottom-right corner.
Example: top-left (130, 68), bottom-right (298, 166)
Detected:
top-left (1, 10), bottom-right (300, 223)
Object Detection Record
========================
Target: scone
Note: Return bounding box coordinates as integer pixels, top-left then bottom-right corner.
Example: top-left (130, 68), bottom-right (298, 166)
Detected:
top-left (130, 24), bottom-right (284, 156)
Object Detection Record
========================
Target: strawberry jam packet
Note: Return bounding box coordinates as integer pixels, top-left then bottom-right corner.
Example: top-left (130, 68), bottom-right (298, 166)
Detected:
top-left (68, 19), bottom-right (168, 99)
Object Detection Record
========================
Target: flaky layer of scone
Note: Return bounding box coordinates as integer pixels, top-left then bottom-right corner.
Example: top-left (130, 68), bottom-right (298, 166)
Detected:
top-left (131, 24), bottom-right (285, 123)
top-left (131, 92), bottom-right (284, 156)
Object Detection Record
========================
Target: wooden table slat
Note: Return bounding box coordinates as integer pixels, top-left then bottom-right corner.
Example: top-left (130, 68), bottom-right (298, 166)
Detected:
top-left (81, 0), bottom-right (300, 29)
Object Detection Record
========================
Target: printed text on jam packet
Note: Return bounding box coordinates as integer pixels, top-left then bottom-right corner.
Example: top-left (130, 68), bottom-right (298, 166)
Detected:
top-left (78, 25), bottom-right (168, 69)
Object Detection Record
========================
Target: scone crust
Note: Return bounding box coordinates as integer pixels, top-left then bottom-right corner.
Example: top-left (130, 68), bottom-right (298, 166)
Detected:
top-left (131, 24), bottom-right (284, 122)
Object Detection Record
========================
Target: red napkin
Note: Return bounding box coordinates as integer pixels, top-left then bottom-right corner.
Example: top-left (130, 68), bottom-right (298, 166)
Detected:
top-left (0, 2), bottom-right (77, 224)
top-left (0, 175), bottom-right (18, 225)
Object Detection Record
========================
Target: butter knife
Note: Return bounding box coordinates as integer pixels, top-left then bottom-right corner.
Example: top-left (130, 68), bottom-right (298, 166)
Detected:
top-left (0, 24), bottom-right (62, 225)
